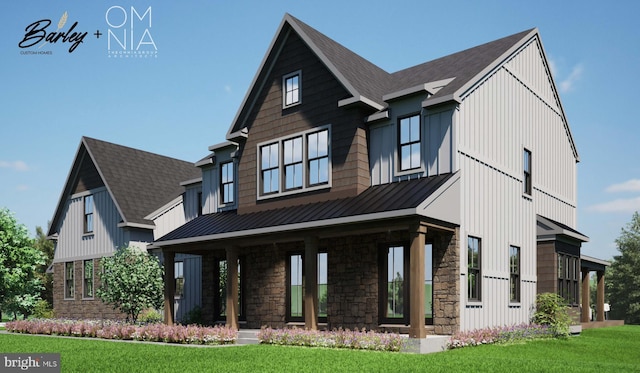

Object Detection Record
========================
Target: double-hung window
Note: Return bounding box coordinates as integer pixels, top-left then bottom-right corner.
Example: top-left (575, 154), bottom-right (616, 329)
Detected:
top-left (509, 246), bottom-right (520, 303)
top-left (83, 259), bottom-right (94, 298)
top-left (221, 162), bottom-right (234, 204)
top-left (468, 236), bottom-right (481, 301)
top-left (84, 195), bottom-right (94, 233)
top-left (65, 262), bottom-right (74, 299)
top-left (399, 115), bottom-right (421, 171)
top-left (258, 127), bottom-right (330, 197)
top-left (283, 71), bottom-right (301, 108)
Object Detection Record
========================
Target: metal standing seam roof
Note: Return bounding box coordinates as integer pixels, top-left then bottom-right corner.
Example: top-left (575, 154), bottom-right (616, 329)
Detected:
top-left (155, 173), bottom-right (455, 244)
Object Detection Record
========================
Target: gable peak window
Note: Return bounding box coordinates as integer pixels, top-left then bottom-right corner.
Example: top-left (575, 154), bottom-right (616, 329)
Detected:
top-left (399, 114), bottom-right (421, 171)
top-left (523, 148), bottom-right (532, 195)
top-left (84, 195), bottom-right (94, 233)
top-left (283, 71), bottom-right (301, 108)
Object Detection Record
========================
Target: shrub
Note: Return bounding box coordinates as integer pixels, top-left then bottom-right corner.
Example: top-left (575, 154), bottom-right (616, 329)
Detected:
top-left (138, 308), bottom-right (163, 324)
top-left (447, 323), bottom-right (552, 349)
top-left (532, 292), bottom-right (572, 337)
top-left (31, 300), bottom-right (54, 319)
top-left (257, 327), bottom-right (405, 352)
top-left (180, 305), bottom-right (203, 325)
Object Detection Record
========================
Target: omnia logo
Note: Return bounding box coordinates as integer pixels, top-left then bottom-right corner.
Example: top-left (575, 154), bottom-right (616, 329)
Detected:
top-left (18, 11), bottom-right (88, 53)
top-left (105, 6), bottom-right (157, 52)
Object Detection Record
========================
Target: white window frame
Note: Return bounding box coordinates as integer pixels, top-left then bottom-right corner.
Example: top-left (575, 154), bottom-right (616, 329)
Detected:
top-left (256, 125), bottom-right (331, 200)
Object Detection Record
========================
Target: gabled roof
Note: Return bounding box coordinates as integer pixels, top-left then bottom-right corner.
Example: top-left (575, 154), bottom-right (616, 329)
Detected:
top-left (48, 137), bottom-right (201, 236)
top-left (155, 173), bottom-right (456, 246)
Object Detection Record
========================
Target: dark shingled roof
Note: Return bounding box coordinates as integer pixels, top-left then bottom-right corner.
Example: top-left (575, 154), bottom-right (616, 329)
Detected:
top-left (156, 173), bottom-right (455, 244)
top-left (49, 137), bottom-right (201, 235)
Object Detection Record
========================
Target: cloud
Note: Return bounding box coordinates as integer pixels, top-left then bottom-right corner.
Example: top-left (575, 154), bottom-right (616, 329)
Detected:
top-left (0, 160), bottom-right (29, 171)
top-left (224, 85), bottom-right (232, 93)
top-left (606, 179), bottom-right (640, 193)
top-left (548, 58), bottom-right (558, 78)
top-left (15, 185), bottom-right (30, 191)
top-left (587, 197), bottom-right (640, 213)
top-left (559, 64), bottom-right (584, 93)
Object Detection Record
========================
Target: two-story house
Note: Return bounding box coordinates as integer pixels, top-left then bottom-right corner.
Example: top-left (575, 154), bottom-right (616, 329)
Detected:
top-left (152, 14), bottom-right (592, 338)
top-left (48, 137), bottom-right (202, 321)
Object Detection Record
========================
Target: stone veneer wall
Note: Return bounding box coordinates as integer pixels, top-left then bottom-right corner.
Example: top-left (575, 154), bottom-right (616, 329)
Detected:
top-left (53, 259), bottom-right (126, 320)
top-left (432, 228), bottom-right (460, 335)
top-left (199, 229), bottom-right (459, 335)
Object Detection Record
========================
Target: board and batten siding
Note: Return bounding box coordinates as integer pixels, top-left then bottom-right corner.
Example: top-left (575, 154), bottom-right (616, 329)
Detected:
top-left (369, 96), bottom-right (454, 185)
top-left (152, 199), bottom-right (188, 240)
top-left (174, 254), bottom-right (202, 322)
top-left (456, 36), bottom-right (578, 330)
top-left (53, 187), bottom-right (125, 262)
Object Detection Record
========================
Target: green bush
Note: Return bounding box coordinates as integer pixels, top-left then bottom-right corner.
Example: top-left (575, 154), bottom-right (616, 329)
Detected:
top-left (138, 308), bottom-right (163, 324)
top-left (532, 292), bottom-right (571, 337)
top-left (180, 305), bottom-right (203, 325)
top-left (31, 300), bottom-right (54, 319)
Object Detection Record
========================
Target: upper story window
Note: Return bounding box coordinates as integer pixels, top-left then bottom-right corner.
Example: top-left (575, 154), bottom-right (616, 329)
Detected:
top-left (399, 114), bottom-right (421, 171)
top-left (283, 71), bottom-right (301, 108)
top-left (468, 236), bottom-right (481, 301)
top-left (523, 148), bottom-right (532, 195)
top-left (221, 162), bottom-right (235, 204)
top-left (258, 127), bottom-right (330, 199)
top-left (84, 195), bottom-right (94, 233)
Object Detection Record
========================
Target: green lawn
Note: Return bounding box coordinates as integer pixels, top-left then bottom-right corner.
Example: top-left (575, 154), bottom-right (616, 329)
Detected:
top-left (0, 326), bottom-right (638, 372)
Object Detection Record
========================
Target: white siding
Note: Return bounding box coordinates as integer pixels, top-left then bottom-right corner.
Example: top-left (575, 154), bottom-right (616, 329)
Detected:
top-left (456, 37), bottom-right (578, 331)
top-left (153, 200), bottom-right (188, 240)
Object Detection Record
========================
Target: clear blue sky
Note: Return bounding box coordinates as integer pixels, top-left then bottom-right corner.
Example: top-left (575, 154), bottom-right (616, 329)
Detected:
top-left (1, 0), bottom-right (638, 261)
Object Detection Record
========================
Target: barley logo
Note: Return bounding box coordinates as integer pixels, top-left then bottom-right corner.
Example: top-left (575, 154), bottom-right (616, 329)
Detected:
top-left (18, 11), bottom-right (88, 53)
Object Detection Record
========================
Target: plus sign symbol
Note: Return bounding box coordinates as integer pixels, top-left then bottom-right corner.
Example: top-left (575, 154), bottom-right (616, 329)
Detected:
top-left (94, 30), bottom-right (102, 39)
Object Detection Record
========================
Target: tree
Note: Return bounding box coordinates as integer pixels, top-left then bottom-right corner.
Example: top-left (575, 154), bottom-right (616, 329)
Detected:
top-left (0, 208), bottom-right (45, 319)
top-left (34, 225), bottom-right (54, 305)
top-left (96, 246), bottom-right (164, 323)
top-left (607, 212), bottom-right (640, 324)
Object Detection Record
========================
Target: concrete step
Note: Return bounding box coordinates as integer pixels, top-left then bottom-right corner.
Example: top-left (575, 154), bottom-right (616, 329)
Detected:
top-left (237, 330), bottom-right (261, 345)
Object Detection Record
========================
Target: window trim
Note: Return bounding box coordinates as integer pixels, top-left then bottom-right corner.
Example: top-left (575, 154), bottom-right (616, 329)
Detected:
top-left (282, 70), bottom-right (302, 108)
top-left (64, 261), bottom-right (75, 300)
top-left (286, 251), bottom-right (328, 323)
top-left (557, 253), bottom-right (579, 306)
top-left (283, 136), bottom-right (303, 191)
top-left (379, 243), bottom-right (409, 325)
top-left (220, 161), bottom-right (235, 205)
top-left (509, 245), bottom-right (520, 303)
top-left (523, 148), bottom-right (532, 195)
top-left (84, 195), bottom-right (94, 234)
top-left (467, 236), bottom-right (482, 302)
top-left (397, 114), bottom-right (422, 172)
top-left (256, 126), bottom-right (331, 200)
top-left (83, 259), bottom-right (94, 299)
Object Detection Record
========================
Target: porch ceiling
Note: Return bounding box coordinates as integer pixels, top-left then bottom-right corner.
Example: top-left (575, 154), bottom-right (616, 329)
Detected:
top-left (154, 173), bottom-right (458, 248)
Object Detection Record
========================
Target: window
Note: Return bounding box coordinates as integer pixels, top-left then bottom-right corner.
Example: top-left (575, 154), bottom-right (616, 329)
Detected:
top-left (509, 246), bottom-right (520, 303)
top-left (307, 130), bottom-right (329, 185)
top-left (467, 236), bottom-right (481, 301)
top-left (523, 149), bottom-right (532, 195)
top-left (284, 137), bottom-right (303, 190)
top-left (385, 246), bottom-right (405, 319)
top-left (84, 195), bottom-right (94, 233)
top-left (289, 254), bottom-right (303, 319)
top-left (261, 143), bottom-right (279, 194)
top-left (258, 128), bottom-right (330, 197)
top-left (175, 261), bottom-right (184, 297)
top-left (558, 253), bottom-right (579, 305)
top-left (221, 162), bottom-right (234, 204)
top-left (287, 252), bottom-right (328, 321)
top-left (216, 259), bottom-right (243, 320)
top-left (83, 259), bottom-right (93, 298)
top-left (283, 71), bottom-right (301, 107)
top-left (399, 115), bottom-right (421, 171)
top-left (65, 262), bottom-right (74, 299)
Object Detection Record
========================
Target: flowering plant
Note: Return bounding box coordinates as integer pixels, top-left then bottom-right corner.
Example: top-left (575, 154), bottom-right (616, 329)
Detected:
top-left (257, 327), bottom-right (405, 352)
top-left (446, 323), bottom-right (552, 349)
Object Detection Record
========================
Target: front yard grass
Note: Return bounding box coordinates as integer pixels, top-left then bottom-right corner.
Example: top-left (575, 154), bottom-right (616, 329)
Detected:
top-left (0, 325), bottom-right (638, 372)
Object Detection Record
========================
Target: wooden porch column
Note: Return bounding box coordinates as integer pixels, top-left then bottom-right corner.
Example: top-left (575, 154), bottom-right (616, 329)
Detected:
top-left (304, 236), bottom-right (319, 331)
top-left (596, 271), bottom-right (605, 322)
top-left (409, 223), bottom-right (427, 338)
top-left (163, 251), bottom-right (175, 326)
top-left (581, 269), bottom-right (591, 322)
top-left (226, 246), bottom-right (239, 330)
